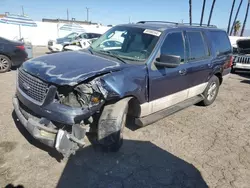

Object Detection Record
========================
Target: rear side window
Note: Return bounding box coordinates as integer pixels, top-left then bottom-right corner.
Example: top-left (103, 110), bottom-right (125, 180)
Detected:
top-left (186, 31), bottom-right (209, 61)
top-left (210, 31), bottom-right (232, 55)
top-left (161, 32), bottom-right (185, 62)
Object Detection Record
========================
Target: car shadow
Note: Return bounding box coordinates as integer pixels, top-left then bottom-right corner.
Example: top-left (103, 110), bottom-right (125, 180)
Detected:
top-left (56, 139), bottom-right (208, 188)
top-left (233, 71), bottom-right (250, 79)
top-left (12, 110), bottom-right (208, 187)
top-left (4, 184), bottom-right (24, 188)
top-left (11, 111), bottom-right (63, 162)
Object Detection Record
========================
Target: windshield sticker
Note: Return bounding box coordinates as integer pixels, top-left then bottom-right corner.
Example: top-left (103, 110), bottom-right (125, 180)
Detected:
top-left (143, 29), bottom-right (161, 37)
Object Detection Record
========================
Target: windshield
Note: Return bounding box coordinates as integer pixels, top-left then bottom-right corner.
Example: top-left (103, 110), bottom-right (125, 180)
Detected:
top-left (90, 26), bottom-right (161, 62)
top-left (65, 32), bottom-right (78, 39)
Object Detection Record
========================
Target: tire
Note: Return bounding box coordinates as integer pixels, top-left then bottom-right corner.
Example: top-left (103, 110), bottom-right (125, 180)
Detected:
top-left (97, 98), bottom-right (130, 152)
top-left (200, 75), bottom-right (220, 106)
top-left (0, 55), bottom-right (11, 73)
top-left (231, 68), bottom-right (236, 74)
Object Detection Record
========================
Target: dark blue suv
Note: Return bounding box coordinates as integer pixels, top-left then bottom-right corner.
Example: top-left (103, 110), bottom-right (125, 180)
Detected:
top-left (13, 21), bottom-right (232, 157)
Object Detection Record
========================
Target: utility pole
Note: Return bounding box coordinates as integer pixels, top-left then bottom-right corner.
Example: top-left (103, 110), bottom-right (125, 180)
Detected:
top-left (67, 9), bottom-right (69, 20)
top-left (86, 7), bottom-right (90, 22)
top-left (21, 6), bottom-right (24, 16)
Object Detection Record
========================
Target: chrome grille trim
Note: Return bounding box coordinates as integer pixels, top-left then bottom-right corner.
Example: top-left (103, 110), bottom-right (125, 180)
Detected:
top-left (18, 69), bottom-right (48, 104)
top-left (234, 55), bottom-right (250, 64)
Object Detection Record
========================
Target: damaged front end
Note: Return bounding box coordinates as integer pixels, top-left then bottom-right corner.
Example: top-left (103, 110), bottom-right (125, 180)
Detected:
top-left (13, 69), bottom-right (113, 158)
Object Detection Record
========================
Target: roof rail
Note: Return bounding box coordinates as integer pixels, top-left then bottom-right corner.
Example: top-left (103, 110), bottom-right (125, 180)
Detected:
top-left (137, 21), bottom-right (217, 28)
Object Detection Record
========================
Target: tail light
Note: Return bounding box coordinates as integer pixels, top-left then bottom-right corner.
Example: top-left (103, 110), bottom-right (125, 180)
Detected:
top-left (229, 56), bottom-right (233, 67)
top-left (16, 45), bottom-right (25, 51)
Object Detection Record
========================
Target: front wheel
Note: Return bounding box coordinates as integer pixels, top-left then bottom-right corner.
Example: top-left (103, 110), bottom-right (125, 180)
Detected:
top-left (200, 75), bottom-right (220, 106)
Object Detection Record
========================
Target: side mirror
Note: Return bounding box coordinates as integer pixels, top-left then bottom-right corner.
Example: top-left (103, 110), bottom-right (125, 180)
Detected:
top-left (155, 54), bottom-right (181, 68)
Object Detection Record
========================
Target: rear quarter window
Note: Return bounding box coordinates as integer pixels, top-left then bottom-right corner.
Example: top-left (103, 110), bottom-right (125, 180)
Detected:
top-left (210, 31), bottom-right (232, 55)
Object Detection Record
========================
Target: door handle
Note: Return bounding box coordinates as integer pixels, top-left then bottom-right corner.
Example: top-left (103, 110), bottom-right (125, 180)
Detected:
top-left (179, 69), bottom-right (187, 75)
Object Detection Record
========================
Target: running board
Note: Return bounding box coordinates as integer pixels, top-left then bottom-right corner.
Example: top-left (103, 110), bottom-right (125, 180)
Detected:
top-left (135, 95), bottom-right (204, 127)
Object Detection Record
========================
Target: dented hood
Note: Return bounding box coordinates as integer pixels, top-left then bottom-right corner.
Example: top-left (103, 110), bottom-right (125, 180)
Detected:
top-left (21, 51), bottom-right (128, 86)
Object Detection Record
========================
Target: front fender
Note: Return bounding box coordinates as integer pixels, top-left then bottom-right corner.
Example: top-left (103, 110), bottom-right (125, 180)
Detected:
top-left (93, 65), bottom-right (148, 104)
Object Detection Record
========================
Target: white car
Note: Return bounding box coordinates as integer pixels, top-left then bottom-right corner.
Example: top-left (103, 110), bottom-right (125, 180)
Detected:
top-left (63, 38), bottom-right (96, 51)
top-left (48, 32), bottom-right (102, 52)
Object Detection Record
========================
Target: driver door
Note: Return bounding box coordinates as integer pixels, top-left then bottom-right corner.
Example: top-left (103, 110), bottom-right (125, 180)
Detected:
top-left (147, 31), bottom-right (190, 114)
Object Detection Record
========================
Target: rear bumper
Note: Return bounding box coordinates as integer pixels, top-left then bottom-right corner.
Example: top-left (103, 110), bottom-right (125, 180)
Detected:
top-left (11, 53), bottom-right (28, 67)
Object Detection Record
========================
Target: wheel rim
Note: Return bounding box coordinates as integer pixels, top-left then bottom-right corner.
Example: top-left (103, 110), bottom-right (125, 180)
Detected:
top-left (207, 82), bottom-right (217, 101)
top-left (0, 57), bottom-right (9, 71)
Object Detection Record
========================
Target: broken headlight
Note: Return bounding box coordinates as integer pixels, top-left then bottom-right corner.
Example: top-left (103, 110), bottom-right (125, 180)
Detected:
top-left (57, 83), bottom-right (104, 108)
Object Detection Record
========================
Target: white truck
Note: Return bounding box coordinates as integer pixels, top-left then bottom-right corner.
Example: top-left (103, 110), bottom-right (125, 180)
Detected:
top-left (229, 36), bottom-right (250, 73)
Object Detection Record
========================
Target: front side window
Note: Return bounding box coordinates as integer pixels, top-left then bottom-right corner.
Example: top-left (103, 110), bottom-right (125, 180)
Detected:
top-left (161, 32), bottom-right (185, 62)
top-left (91, 26), bottom-right (161, 62)
top-left (186, 31), bottom-right (209, 60)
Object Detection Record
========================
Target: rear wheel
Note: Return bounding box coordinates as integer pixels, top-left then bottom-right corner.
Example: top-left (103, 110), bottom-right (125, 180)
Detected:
top-left (0, 55), bottom-right (11, 73)
top-left (200, 75), bottom-right (220, 106)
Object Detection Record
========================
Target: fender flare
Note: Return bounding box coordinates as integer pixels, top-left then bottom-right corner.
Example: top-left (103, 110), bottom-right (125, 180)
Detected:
top-left (97, 97), bottom-right (132, 142)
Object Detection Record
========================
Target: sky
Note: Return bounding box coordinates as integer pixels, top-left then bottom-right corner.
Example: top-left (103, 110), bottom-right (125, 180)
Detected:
top-left (0, 0), bottom-right (249, 30)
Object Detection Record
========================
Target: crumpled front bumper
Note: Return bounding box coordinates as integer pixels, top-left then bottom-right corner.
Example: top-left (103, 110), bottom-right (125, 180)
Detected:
top-left (13, 96), bottom-right (86, 157)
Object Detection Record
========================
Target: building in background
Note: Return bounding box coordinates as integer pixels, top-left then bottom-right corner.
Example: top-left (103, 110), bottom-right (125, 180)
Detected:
top-left (42, 18), bottom-right (100, 26)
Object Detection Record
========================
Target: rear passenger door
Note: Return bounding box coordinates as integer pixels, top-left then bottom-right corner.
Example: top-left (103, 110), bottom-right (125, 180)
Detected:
top-left (184, 30), bottom-right (212, 98)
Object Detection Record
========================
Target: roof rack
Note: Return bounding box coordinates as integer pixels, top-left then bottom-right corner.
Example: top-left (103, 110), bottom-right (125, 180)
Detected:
top-left (137, 21), bottom-right (217, 28)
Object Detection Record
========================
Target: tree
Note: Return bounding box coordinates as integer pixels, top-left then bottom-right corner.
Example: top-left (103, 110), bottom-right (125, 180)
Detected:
top-left (233, 20), bottom-right (241, 36)
top-left (240, 0), bottom-right (250, 36)
top-left (207, 0), bottom-right (217, 26)
top-left (230, 0), bottom-right (243, 35)
top-left (189, 0), bottom-right (192, 25)
top-left (227, 0), bottom-right (236, 34)
top-left (200, 0), bottom-right (206, 26)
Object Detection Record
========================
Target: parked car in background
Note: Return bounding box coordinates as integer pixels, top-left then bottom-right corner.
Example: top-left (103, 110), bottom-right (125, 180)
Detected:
top-left (0, 37), bottom-right (28, 73)
top-left (13, 21), bottom-right (232, 158)
top-left (48, 32), bottom-right (102, 52)
top-left (63, 38), bottom-right (96, 51)
top-left (231, 37), bottom-right (250, 73)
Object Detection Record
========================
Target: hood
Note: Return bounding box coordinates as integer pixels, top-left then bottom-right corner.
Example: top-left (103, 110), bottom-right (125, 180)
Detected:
top-left (21, 51), bottom-right (129, 86)
top-left (237, 39), bottom-right (250, 54)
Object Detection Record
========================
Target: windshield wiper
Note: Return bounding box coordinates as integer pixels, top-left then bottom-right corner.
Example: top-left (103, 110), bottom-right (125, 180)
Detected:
top-left (98, 50), bottom-right (127, 64)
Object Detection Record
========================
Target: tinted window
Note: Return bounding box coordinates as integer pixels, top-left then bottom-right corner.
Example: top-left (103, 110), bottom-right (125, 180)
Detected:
top-left (94, 33), bottom-right (101, 38)
top-left (187, 31), bottom-right (209, 60)
top-left (210, 31), bottom-right (232, 55)
top-left (161, 32), bottom-right (185, 62)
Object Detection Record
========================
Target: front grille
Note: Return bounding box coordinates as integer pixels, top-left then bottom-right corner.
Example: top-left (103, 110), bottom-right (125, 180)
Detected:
top-left (234, 56), bottom-right (250, 64)
top-left (18, 69), bottom-right (48, 103)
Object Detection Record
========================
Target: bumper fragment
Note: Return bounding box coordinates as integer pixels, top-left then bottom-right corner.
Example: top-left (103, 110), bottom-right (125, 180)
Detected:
top-left (13, 96), bottom-right (86, 157)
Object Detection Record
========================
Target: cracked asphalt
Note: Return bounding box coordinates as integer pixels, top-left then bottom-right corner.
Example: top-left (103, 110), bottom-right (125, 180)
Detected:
top-left (0, 47), bottom-right (250, 188)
